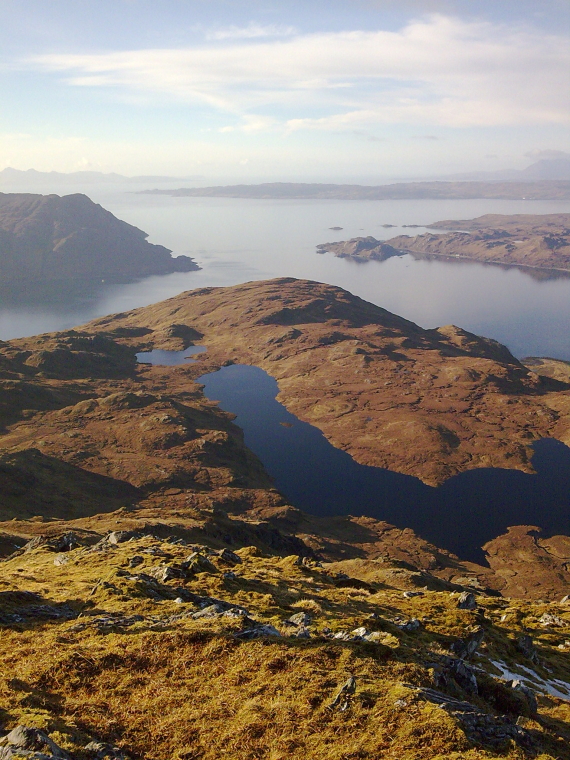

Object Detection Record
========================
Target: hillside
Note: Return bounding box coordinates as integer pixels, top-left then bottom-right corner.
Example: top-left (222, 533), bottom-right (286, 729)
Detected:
top-left (78, 278), bottom-right (570, 487)
top-left (0, 278), bottom-right (569, 758)
top-left (0, 192), bottom-right (199, 283)
top-left (0, 519), bottom-right (568, 760)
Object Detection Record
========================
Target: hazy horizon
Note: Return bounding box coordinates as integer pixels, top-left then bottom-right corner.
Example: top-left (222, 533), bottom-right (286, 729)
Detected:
top-left (1, 0), bottom-right (569, 181)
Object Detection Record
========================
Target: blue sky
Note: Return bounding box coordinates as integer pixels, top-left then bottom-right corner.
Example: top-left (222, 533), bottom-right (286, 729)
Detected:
top-left (1, 0), bottom-right (569, 179)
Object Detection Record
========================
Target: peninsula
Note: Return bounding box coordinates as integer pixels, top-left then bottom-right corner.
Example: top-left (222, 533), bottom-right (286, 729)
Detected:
top-left (140, 180), bottom-right (570, 201)
top-left (317, 213), bottom-right (570, 273)
top-left (0, 192), bottom-right (199, 284)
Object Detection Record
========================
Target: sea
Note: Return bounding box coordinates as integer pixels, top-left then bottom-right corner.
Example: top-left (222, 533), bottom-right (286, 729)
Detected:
top-left (1, 181), bottom-right (569, 361)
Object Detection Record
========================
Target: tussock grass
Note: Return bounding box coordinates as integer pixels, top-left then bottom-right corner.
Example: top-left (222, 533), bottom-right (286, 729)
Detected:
top-left (0, 536), bottom-right (568, 759)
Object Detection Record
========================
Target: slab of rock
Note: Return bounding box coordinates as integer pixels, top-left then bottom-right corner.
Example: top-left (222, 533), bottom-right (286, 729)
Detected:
top-left (0, 726), bottom-right (69, 758)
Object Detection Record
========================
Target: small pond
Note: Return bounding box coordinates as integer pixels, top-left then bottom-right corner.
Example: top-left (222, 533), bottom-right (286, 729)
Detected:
top-left (136, 346), bottom-right (206, 365)
top-left (137, 351), bottom-right (570, 563)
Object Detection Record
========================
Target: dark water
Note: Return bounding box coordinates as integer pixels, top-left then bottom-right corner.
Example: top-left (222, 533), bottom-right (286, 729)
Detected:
top-left (136, 346), bottom-right (206, 365)
top-left (195, 363), bottom-right (570, 563)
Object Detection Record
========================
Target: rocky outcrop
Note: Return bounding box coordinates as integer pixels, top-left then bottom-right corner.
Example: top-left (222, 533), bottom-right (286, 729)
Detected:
top-left (316, 237), bottom-right (400, 261)
top-left (0, 192), bottom-right (199, 283)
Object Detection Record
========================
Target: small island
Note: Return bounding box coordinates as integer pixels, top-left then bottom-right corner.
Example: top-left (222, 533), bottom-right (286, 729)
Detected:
top-left (0, 192), bottom-right (200, 284)
top-left (317, 213), bottom-right (570, 273)
top-left (317, 236), bottom-right (401, 262)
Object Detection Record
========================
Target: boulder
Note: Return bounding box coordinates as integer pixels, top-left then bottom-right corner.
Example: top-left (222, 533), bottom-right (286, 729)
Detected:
top-left (0, 726), bottom-right (69, 758)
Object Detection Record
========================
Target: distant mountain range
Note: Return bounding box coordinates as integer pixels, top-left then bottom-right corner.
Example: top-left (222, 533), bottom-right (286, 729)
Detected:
top-left (443, 158), bottom-right (570, 181)
top-left (0, 168), bottom-right (204, 184)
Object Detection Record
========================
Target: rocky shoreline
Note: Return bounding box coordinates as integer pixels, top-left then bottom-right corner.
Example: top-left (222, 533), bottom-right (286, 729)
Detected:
top-left (317, 213), bottom-right (570, 274)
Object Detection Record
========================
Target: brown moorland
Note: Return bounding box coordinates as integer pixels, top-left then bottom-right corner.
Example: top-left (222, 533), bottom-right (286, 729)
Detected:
top-left (0, 279), bottom-right (569, 758)
top-left (77, 277), bottom-right (570, 487)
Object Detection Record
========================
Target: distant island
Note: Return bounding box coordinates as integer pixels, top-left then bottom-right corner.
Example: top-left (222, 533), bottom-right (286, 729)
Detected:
top-left (317, 213), bottom-right (570, 274)
top-left (0, 192), bottom-right (199, 284)
top-left (0, 167), bottom-right (204, 184)
top-left (139, 180), bottom-right (570, 200)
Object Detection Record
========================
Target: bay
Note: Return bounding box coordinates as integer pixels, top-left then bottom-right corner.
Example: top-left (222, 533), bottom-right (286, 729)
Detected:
top-left (0, 185), bottom-right (569, 361)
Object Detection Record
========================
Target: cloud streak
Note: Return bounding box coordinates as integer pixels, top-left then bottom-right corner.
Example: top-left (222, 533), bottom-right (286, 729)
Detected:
top-left (205, 22), bottom-right (297, 41)
top-left (28, 15), bottom-right (570, 131)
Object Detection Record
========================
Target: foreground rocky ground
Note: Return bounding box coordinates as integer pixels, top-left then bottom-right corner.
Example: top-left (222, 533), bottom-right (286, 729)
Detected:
top-left (0, 523), bottom-right (569, 760)
top-left (0, 278), bottom-right (569, 758)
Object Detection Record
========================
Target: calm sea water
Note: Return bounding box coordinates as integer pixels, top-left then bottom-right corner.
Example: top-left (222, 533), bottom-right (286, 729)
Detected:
top-left (0, 184), bottom-right (569, 360)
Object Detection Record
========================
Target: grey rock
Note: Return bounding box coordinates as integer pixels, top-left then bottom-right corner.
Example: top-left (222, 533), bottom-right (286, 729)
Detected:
top-left (235, 624), bottom-right (281, 639)
top-left (328, 675), bottom-right (356, 711)
top-left (457, 592), bottom-right (477, 610)
top-left (216, 548), bottom-right (242, 565)
top-left (399, 618), bottom-right (422, 633)
top-left (364, 631), bottom-right (387, 643)
top-left (450, 626), bottom-right (485, 660)
top-left (107, 531), bottom-right (135, 545)
top-left (286, 611), bottom-right (311, 628)
top-left (433, 657), bottom-right (479, 695)
top-left (53, 554), bottom-right (69, 567)
top-left (182, 553), bottom-right (218, 574)
top-left (516, 634), bottom-right (539, 663)
top-left (222, 607), bottom-right (249, 619)
top-left (561, 595), bottom-right (570, 604)
top-left (223, 571), bottom-right (237, 580)
top-left (511, 680), bottom-right (538, 715)
top-left (403, 591), bottom-right (424, 598)
top-left (84, 741), bottom-right (129, 759)
top-left (128, 555), bottom-right (144, 568)
top-left (52, 532), bottom-right (82, 552)
top-left (333, 631), bottom-right (354, 641)
top-left (149, 564), bottom-right (186, 583)
top-left (407, 685), bottom-right (534, 751)
top-left (350, 626), bottom-right (369, 638)
top-left (0, 726), bottom-right (69, 758)
top-left (192, 604), bottom-right (225, 619)
top-left (539, 612), bottom-right (567, 627)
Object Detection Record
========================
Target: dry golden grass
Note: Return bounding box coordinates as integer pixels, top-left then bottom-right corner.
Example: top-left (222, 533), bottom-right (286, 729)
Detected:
top-left (0, 535), bottom-right (568, 760)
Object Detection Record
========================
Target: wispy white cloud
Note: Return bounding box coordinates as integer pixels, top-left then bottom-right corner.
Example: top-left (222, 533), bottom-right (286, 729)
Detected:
top-left (205, 22), bottom-right (297, 41)
top-left (27, 15), bottom-right (570, 130)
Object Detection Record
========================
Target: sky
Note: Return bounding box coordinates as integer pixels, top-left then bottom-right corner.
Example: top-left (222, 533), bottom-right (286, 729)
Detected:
top-left (1, 0), bottom-right (569, 180)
